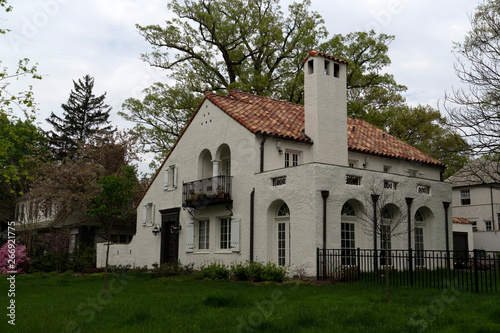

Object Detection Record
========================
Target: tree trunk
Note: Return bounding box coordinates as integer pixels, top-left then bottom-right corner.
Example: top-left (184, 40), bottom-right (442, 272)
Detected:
top-left (103, 222), bottom-right (113, 298)
top-left (385, 241), bottom-right (390, 304)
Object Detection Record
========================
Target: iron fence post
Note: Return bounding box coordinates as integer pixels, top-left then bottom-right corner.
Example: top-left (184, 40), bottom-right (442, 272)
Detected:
top-left (473, 249), bottom-right (479, 293)
top-left (409, 247), bottom-right (414, 287)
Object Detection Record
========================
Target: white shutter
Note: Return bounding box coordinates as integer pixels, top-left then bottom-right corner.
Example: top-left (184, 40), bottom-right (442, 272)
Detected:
top-left (172, 166), bottom-right (178, 189)
top-left (151, 204), bottom-right (155, 225)
top-left (142, 205), bottom-right (147, 226)
top-left (186, 218), bottom-right (195, 253)
top-left (230, 216), bottom-right (240, 252)
top-left (164, 169), bottom-right (169, 190)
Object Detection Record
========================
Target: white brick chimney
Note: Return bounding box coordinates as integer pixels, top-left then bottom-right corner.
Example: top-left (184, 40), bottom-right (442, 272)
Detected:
top-left (303, 50), bottom-right (348, 166)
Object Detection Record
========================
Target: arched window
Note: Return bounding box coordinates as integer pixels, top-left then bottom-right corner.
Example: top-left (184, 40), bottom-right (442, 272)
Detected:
top-left (341, 203), bottom-right (355, 216)
top-left (415, 210), bottom-right (424, 223)
top-left (381, 207), bottom-right (392, 219)
top-left (277, 203), bottom-right (290, 217)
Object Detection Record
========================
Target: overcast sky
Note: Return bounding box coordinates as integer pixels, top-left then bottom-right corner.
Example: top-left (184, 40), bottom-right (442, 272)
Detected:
top-left (1, 0), bottom-right (481, 173)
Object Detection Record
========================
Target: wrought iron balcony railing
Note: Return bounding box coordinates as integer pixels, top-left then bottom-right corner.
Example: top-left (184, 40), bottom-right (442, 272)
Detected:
top-left (182, 175), bottom-right (233, 209)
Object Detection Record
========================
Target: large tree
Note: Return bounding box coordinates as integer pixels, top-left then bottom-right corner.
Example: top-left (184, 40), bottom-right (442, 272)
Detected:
top-left (46, 74), bottom-right (114, 160)
top-left (318, 30), bottom-right (407, 118)
top-left (137, 0), bottom-right (326, 103)
top-left (120, 83), bottom-right (200, 170)
top-left (87, 165), bottom-right (139, 297)
top-left (445, 0), bottom-right (500, 181)
top-left (382, 105), bottom-right (469, 179)
top-left (1, 0), bottom-right (45, 234)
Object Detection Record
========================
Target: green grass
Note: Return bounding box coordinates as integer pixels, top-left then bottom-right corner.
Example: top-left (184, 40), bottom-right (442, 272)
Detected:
top-left (1, 273), bottom-right (500, 333)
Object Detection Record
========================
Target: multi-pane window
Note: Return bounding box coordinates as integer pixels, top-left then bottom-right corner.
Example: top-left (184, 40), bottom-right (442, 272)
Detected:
top-left (341, 222), bottom-right (356, 265)
top-left (219, 218), bottom-right (231, 250)
top-left (485, 220), bottom-right (492, 231)
top-left (198, 219), bottom-right (210, 250)
top-left (460, 189), bottom-right (471, 205)
top-left (285, 152), bottom-right (300, 167)
top-left (471, 220), bottom-right (477, 232)
top-left (341, 203), bottom-right (355, 216)
top-left (277, 222), bottom-right (286, 266)
top-left (417, 185), bottom-right (430, 194)
top-left (415, 227), bottom-right (424, 266)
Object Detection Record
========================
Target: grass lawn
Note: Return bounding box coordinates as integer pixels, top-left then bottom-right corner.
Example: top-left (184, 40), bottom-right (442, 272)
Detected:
top-left (1, 272), bottom-right (500, 333)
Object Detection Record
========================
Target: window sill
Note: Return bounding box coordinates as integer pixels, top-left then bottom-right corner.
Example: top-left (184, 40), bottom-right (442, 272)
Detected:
top-left (214, 250), bottom-right (233, 254)
top-left (194, 251), bottom-right (210, 254)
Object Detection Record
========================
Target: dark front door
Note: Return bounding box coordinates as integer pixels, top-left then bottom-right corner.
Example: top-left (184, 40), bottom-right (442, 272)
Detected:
top-left (453, 231), bottom-right (469, 269)
top-left (159, 208), bottom-right (180, 265)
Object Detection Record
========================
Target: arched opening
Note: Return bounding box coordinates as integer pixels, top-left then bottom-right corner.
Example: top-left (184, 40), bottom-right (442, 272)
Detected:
top-left (380, 204), bottom-right (401, 266)
top-left (198, 149), bottom-right (213, 179)
top-left (341, 202), bottom-right (356, 265)
top-left (215, 144), bottom-right (231, 177)
top-left (414, 206), bottom-right (434, 266)
top-left (267, 201), bottom-right (291, 266)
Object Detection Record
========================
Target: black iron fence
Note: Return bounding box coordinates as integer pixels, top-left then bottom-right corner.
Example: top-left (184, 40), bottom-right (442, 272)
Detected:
top-left (317, 248), bottom-right (500, 293)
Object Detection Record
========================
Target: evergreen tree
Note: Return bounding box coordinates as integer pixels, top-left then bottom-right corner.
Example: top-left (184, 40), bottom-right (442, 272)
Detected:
top-left (47, 75), bottom-right (114, 159)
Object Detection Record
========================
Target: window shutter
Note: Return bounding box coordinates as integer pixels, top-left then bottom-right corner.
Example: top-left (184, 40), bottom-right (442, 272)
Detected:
top-left (186, 218), bottom-right (195, 253)
top-left (230, 216), bottom-right (240, 252)
top-left (142, 205), bottom-right (147, 226)
top-left (151, 204), bottom-right (155, 225)
top-left (164, 169), bottom-right (169, 190)
top-left (173, 166), bottom-right (178, 189)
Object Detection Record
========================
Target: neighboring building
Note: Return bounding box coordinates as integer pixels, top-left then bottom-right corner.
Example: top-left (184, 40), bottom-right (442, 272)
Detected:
top-left (14, 198), bottom-right (134, 250)
top-left (452, 217), bottom-right (474, 253)
top-left (448, 160), bottom-right (500, 251)
top-left (97, 50), bottom-right (452, 276)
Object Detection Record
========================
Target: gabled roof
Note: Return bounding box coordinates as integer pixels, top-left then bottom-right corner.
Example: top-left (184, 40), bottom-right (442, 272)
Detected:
top-left (137, 89), bottom-right (444, 207)
top-left (206, 90), bottom-right (444, 167)
top-left (447, 159), bottom-right (500, 187)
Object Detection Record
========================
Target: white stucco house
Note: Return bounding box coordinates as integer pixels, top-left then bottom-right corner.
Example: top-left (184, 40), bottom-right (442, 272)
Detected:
top-left (97, 50), bottom-right (453, 276)
top-left (448, 160), bottom-right (500, 252)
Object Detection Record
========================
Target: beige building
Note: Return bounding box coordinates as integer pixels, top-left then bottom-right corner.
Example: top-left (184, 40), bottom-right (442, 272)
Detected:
top-left (98, 50), bottom-right (453, 276)
top-left (449, 161), bottom-right (500, 251)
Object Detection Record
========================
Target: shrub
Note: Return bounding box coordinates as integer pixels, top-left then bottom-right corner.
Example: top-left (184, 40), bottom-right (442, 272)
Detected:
top-left (0, 241), bottom-right (30, 274)
top-left (230, 262), bottom-right (249, 281)
top-left (199, 262), bottom-right (229, 280)
top-left (230, 261), bottom-right (288, 282)
top-left (69, 246), bottom-right (96, 272)
top-left (152, 261), bottom-right (195, 278)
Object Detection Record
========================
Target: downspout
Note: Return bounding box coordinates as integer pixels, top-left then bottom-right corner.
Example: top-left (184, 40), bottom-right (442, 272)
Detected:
top-left (250, 188), bottom-right (255, 262)
top-left (443, 201), bottom-right (451, 270)
top-left (406, 197), bottom-right (414, 287)
top-left (371, 194), bottom-right (380, 271)
top-left (321, 190), bottom-right (329, 281)
top-left (405, 197), bottom-right (413, 251)
top-left (260, 136), bottom-right (267, 173)
top-left (321, 191), bottom-right (329, 250)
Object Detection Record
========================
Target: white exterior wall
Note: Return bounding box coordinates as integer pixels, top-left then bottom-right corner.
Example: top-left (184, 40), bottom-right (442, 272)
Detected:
top-left (99, 53), bottom-right (452, 276)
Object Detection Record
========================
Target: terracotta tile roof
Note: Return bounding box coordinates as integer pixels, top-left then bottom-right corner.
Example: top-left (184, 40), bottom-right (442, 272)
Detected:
top-left (206, 90), bottom-right (311, 143)
top-left (206, 90), bottom-right (444, 167)
top-left (347, 116), bottom-right (445, 167)
top-left (453, 217), bottom-right (473, 225)
top-left (303, 49), bottom-right (349, 65)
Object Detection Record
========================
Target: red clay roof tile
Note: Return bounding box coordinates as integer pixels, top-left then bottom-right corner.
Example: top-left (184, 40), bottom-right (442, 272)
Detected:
top-left (206, 90), bottom-right (445, 167)
top-left (453, 217), bottom-right (473, 224)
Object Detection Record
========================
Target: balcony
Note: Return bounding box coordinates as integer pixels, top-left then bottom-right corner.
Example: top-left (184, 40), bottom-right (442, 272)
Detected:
top-left (182, 175), bottom-right (233, 209)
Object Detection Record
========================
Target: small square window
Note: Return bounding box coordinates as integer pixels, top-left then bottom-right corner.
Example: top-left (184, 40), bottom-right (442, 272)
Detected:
top-left (408, 170), bottom-right (418, 177)
top-left (383, 166), bottom-right (391, 173)
top-left (417, 185), bottom-right (430, 194)
top-left (384, 181), bottom-right (397, 190)
top-left (346, 175), bottom-right (361, 186)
